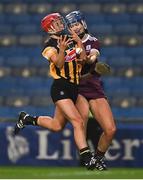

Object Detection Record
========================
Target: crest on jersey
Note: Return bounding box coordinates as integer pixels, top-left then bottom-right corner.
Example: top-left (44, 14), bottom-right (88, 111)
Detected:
top-left (86, 45), bottom-right (91, 51)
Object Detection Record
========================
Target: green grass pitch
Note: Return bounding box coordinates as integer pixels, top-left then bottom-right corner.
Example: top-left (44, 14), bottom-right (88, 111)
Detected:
top-left (0, 167), bottom-right (143, 179)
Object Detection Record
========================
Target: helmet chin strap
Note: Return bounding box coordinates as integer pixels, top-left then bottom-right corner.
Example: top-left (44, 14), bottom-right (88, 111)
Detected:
top-left (77, 21), bottom-right (87, 39)
top-left (78, 31), bottom-right (86, 39)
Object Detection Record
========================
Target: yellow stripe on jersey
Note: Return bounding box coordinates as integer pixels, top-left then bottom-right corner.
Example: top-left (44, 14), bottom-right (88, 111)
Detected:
top-left (49, 60), bottom-right (80, 84)
top-left (68, 61), bottom-right (74, 83)
top-left (77, 63), bottom-right (82, 84)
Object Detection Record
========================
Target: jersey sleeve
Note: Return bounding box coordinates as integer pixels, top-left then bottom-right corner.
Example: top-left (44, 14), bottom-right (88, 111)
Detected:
top-left (90, 38), bottom-right (100, 55)
top-left (42, 38), bottom-right (58, 61)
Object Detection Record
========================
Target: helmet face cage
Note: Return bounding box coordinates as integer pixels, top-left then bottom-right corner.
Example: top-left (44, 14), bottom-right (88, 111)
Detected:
top-left (50, 16), bottom-right (66, 34)
top-left (41, 13), bottom-right (66, 34)
top-left (66, 11), bottom-right (87, 30)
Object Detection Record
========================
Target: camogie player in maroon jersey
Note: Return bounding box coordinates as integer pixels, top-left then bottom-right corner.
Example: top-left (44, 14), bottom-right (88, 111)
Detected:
top-left (66, 11), bottom-right (117, 170)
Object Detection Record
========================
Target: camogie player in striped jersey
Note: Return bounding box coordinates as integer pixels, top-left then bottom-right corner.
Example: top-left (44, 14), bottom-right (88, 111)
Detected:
top-left (66, 11), bottom-right (117, 170)
top-left (14, 13), bottom-right (97, 170)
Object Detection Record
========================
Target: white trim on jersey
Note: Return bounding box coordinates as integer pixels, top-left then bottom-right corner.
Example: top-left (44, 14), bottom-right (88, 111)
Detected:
top-left (82, 34), bottom-right (98, 43)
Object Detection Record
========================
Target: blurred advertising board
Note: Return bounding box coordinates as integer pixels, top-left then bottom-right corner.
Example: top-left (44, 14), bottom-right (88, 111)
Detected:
top-left (0, 121), bottom-right (143, 167)
top-left (0, 122), bottom-right (78, 166)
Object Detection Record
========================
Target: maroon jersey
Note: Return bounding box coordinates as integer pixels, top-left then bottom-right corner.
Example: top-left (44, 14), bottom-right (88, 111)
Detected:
top-left (79, 34), bottom-right (106, 100)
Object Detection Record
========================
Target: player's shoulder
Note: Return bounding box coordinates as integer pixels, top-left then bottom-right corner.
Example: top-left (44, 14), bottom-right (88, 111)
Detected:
top-left (44, 37), bottom-right (57, 48)
top-left (43, 36), bottom-right (58, 52)
top-left (88, 33), bottom-right (98, 42)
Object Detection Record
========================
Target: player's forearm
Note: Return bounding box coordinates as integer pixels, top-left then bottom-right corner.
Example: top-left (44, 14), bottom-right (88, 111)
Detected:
top-left (87, 54), bottom-right (98, 64)
top-left (87, 49), bottom-right (100, 64)
top-left (80, 73), bottom-right (92, 80)
top-left (55, 49), bottom-right (65, 69)
top-left (77, 42), bottom-right (87, 61)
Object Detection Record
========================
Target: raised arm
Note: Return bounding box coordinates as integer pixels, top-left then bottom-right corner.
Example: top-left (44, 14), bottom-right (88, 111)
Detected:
top-left (69, 29), bottom-right (87, 62)
top-left (42, 35), bottom-right (71, 69)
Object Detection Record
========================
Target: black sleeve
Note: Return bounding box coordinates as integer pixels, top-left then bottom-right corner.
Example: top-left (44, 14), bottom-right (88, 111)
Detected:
top-left (42, 37), bottom-right (59, 53)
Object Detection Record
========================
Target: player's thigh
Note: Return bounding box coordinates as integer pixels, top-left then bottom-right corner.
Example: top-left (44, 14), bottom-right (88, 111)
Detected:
top-left (55, 98), bottom-right (83, 126)
top-left (76, 94), bottom-right (89, 121)
top-left (89, 98), bottom-right (116, 131)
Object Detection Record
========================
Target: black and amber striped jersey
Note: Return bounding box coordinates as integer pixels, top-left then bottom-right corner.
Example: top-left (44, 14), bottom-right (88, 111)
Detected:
top-left (42, 36), bottom-right (82, 84)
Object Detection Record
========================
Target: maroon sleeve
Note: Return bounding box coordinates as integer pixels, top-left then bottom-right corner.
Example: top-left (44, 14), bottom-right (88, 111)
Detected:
top-left (90, 38), bottom-right (100, 52)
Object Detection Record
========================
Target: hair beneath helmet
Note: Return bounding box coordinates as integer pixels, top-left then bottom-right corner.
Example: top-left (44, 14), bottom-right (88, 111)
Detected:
top-left (41, 13), bottom-right (66, 34)
top-left (65, 11), bottom-right (87, 30)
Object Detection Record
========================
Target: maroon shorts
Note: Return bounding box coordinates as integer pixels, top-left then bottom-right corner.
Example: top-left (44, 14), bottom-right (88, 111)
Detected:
top-left (78, 75), bottom-right (106, 101)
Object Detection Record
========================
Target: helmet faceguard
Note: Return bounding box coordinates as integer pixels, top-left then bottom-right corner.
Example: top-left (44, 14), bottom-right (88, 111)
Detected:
top-left (65, 11), bottom-right (87, 30)
top-left (41, 13), bottom-right (66, 35)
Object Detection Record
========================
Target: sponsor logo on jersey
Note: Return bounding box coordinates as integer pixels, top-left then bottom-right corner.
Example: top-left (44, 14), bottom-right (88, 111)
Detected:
top-left (65, 49), bottom-right (76, 62)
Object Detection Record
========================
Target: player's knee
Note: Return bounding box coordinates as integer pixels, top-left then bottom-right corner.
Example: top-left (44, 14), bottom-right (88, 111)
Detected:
top-left (105, 125), bottom-right (116, 140)
top-left (52, 123), bottom-right (64, 132)
top-left (72, 117), bottom-right (84, 129)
